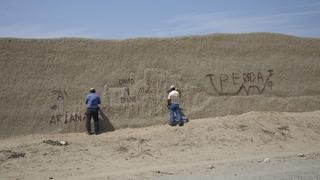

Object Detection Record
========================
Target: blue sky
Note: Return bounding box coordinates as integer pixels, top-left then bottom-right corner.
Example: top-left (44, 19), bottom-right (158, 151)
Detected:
top-left (0, 0), bottom-right (319, 39)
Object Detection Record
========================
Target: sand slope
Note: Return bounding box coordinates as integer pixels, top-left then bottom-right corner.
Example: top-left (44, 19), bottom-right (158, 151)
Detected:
top-left (0, 33), bottom-right (320, 137)
top-left (1, 111), bottom-right (320, 179)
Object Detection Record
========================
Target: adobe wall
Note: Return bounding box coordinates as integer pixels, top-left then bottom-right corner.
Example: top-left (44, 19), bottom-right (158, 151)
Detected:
top-left (0, 33), bottom-right (319, 137)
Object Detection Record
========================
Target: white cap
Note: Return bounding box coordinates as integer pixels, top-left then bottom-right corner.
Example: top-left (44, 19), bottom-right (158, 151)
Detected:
top-left (90, 88), bottom-right (95, 91)
top-left (170, 85), bottom-right (175, 89)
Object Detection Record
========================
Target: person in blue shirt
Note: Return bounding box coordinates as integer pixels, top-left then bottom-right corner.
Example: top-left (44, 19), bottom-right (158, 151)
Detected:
top-left (85, 88), bottom-right (101, 135)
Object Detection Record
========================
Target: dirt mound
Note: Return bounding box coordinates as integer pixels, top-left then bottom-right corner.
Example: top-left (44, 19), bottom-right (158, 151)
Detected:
top-left (1, 111), bottom-right (320, 179)
top-left (0, 33), bottom-right (320, 137)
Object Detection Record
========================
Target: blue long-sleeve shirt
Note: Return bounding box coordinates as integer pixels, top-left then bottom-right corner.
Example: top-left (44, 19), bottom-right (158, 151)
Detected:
top-left (85, 93), bottom-right (101, 109)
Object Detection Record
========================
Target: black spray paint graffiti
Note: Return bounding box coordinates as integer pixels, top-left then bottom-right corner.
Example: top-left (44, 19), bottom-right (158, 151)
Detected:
top-left (120, 96), bottom-right (137, 103)
top-left (138, 87), bottom-right (153, 95)
top-left (49, 89), bottom-right (85, 126)
top-left (119, 78), bottom-right (135, 87)
top-left (51, 89), bottom-right (68, 100)
top-left (117, 78), bottom-right (162, 104)
top-left (50, 89), bottom-right (67, 111)
top-left (50, 112), bottom-right (86, 125)
top-left (205, 70), bottom-right (274, 96)
top-left (50, 104), bottom-right (58, 110)
top-left (120, 87), bottom-right (136, 103)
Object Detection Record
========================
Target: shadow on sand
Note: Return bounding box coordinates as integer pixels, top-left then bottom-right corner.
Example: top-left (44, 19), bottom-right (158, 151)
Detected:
top-left (98, 109), bottom-right (115, 133)
top-left (180, 108), bottom-right (189, 122)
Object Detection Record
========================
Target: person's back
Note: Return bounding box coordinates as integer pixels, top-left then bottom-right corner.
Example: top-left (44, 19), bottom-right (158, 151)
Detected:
top-left (168, 90), bottom-right (180, 105)
top-left (86, 93), bottom-right (101, 109)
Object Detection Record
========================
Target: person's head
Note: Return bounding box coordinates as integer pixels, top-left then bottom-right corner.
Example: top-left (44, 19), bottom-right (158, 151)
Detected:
top-left (90, 88), bottom-right (96, 93)
top-left (170, 85), bottom-right (175, 91)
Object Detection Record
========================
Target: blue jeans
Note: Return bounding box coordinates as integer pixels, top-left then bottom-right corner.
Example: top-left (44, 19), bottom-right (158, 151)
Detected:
top-left (169, 103), bottom-right (183, 125)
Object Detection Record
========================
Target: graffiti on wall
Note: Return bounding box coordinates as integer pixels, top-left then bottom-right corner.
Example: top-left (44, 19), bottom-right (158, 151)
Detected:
top-left (49, 89), bottom-right (85, 125)
top-left (103, 69), bottom-right (173, 119)
top-left (115, 75), bottom-right (169, 104)
top-left (51, 89), bottom-right (68, 100)
top-left (205, 70), bottom-right (274, 95)
top-left (120, 87), bottom-right (137, 103)
top-left (49, 112), bottom-right (86, 125)
top-left (119, 78), bottom-right (135, 87)
top-left (138, 87), bottom-right (153, 95)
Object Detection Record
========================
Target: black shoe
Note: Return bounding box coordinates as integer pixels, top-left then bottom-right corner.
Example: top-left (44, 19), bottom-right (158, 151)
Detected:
top-left (86, 132), bottom-right (93, 135)
top-left (169, 123), bottom-right (177, 126)
top-left (178, 123), bottom-right (184, 127)
top-left (94, 131), bottom-right (99, 135)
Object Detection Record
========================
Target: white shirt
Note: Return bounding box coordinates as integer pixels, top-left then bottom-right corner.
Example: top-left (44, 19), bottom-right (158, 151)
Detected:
top-left (168, 90), bottom-right (180, 104)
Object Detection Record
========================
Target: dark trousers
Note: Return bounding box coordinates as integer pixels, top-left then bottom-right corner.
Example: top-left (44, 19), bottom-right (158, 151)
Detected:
top-left (86, 108), bottom-right (99, 133)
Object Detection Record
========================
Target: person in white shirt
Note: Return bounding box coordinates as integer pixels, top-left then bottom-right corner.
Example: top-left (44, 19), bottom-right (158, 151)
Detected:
top-left (167, 85), bottom-right (184, 126)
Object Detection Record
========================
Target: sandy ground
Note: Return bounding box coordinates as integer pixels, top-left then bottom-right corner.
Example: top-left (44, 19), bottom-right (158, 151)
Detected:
top-left (1, 111), bottom-right (320, 180)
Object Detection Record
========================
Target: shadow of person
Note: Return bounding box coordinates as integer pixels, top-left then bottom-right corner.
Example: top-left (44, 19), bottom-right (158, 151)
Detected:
top-left (98, 108), bottom-right (115, 133)
top-left (180, 108), bottom-right (189, 123)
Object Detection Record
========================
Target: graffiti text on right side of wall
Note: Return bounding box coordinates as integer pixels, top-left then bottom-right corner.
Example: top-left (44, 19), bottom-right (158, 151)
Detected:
top-left (205, 70), bottom-right (274, 96)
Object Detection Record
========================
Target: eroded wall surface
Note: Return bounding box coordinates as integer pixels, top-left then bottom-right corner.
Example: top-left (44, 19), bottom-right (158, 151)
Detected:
top-left (0, 33), bottom-right (320, 137)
